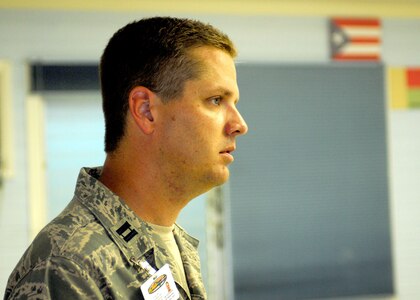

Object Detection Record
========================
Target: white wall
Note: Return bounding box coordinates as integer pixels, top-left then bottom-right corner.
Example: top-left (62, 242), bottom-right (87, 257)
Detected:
top-left (388, 111), bottom-right (420, 299)
top-left (1, 9), bottom-right (420, 298)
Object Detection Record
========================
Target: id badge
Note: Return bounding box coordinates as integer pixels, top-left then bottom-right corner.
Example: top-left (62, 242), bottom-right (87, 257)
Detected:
top-left (141, 264), bottom-right (180, 300)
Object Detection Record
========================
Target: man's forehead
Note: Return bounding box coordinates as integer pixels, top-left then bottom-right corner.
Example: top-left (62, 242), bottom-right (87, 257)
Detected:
top-left (186, 46), bottom-right (238, 95)
top-left (189, 46), bottom-right (235, 68)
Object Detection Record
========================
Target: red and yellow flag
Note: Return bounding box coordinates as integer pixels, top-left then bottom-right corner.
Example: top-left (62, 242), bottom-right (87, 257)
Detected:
top-left (388, 67), bottom-right (420, 109)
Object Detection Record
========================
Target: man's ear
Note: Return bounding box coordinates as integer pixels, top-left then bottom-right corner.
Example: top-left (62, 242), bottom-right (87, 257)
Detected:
top-left (128, 86), bottom-right (156, 135)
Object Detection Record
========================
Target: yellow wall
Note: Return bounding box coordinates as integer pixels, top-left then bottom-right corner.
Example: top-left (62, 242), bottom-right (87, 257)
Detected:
top-left (1, 0), bottom-right (420, 17)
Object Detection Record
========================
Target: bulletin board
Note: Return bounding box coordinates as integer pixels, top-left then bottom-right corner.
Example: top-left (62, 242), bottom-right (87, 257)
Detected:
top-left (230, 63), bottom-right (393, 299)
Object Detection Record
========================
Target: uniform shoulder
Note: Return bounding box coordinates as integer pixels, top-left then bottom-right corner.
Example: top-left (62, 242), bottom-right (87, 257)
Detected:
top-left (6, 198), bottom-right (122, 293)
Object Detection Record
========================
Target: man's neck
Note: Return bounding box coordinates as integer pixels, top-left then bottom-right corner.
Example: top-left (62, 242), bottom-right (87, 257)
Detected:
top-left (98, 154), bottom-right (189, 227)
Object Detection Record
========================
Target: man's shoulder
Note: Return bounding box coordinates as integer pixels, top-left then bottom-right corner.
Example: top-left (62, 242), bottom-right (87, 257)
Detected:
top-left (7, 198), bottom-right (123, 288)
top-left (38, 198), bottom-right (111, 258)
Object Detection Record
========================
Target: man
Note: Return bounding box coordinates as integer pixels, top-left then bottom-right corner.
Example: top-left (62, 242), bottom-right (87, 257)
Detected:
top-left (4, 17), bottom-right (247, 299)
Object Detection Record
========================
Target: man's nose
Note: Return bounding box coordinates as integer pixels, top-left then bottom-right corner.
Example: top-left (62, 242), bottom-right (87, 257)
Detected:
top-left (226, 107), bottom-right (248, 137)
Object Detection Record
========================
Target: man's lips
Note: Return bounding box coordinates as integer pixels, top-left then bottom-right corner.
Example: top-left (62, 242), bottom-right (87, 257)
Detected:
top-left (219, 146), bottom-right (235, 154)
top-left (220, 146), bottom-right (235, 161)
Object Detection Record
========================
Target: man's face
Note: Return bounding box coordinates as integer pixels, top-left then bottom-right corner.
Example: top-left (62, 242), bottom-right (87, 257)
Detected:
top-left (155, 46), bottom-right (248, 194)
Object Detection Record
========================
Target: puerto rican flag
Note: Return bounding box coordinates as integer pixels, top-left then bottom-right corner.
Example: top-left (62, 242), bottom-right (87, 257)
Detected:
top-left (330, 18), bottom-right (381, 61)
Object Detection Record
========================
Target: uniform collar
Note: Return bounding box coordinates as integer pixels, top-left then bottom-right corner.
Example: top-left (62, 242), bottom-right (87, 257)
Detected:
top-left (74, 167), bottom-right (199, 267)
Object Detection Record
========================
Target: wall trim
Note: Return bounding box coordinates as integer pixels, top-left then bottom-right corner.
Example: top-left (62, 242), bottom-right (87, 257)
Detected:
top-left (0, 61), bottom-right (14, 180)
top-left (26, 94), bottom-right (47, 240)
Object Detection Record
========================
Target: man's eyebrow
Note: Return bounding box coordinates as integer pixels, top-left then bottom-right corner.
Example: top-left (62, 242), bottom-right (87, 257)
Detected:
top-left (211, 87), bottom-right (240, 102)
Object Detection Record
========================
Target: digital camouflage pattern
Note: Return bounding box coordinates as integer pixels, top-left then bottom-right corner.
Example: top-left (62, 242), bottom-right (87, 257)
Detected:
top-left (4, 167), bottom-right (207, 300)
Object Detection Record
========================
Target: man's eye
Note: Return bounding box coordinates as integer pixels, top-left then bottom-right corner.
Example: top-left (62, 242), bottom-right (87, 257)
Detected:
top-left (211, 97), bottom-right (222, 106)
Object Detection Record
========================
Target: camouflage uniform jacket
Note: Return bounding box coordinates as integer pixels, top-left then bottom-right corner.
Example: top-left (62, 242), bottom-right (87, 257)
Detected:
top-left (4, 167), bottom-right (207, 300)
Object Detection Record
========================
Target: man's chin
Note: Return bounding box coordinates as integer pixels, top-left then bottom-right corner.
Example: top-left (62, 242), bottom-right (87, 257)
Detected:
top-left (214, 168), bottom-right (230, 186)
top-left (202, 168), bottom-right (227, 186)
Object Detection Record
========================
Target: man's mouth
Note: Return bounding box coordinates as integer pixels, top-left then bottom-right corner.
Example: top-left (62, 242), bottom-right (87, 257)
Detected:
top-left (220, 146), bottom-right (235, 154)
top-left (220, 146), bottom-right (235, 162)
